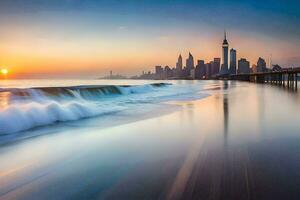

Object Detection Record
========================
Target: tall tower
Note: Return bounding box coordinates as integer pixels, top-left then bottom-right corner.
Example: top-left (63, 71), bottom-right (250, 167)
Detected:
top-left (229, 48), bottom-right (237, 75)
top-left (186, 52), bottom-right (194, 70)
top-left (220, 31), bottom-right (229, 75)
top-left (176, 54), bottom-right (183, 71)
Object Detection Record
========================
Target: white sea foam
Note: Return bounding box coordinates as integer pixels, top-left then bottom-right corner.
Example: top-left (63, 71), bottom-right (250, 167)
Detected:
top-left (0, 82), bottom-right (210, 135)
top-left (0, 101), bottom-right (126, 134)
top-left (0, 83), bottom-right (170, 134)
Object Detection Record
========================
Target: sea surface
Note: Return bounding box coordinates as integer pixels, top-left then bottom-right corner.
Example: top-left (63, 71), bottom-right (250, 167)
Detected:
top-left (0, 79), bottom-right (299, 200)
top-left (0, 79), bottom-right (208, 138)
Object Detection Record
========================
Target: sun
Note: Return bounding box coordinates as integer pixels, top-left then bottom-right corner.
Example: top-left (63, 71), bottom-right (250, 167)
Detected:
top-left (1, 68), bottom-right (8, 75)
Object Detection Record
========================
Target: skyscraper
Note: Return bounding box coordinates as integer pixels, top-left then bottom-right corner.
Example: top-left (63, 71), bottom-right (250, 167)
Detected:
top-left (238, 58), bottom-right (250, 74)
top-left (185, 52), bottom-right (194, 76)
top-left (176, 54), bottom-right (183, 71)
top-left (186, 52), bottom-right (194, 70)
top-left (257, 57), bottom-right (267, 72)
top-left (220, 31), bottom-right (229, 75)
top-left (176, 54), bottom-right (183, 77)
top-left (213, 58), bottom-right (221, 76)
top-left (206, 62), bottom-right (213, 78)
top-left (155, 66), bottom-right (163, 75)
top-left (229, 48), bottom-right (237, 75)
top-left (195, 60), bottom-right (206, 79)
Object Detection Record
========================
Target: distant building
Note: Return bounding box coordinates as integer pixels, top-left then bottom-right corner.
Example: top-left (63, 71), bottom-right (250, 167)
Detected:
top-left (155, 66), bottom-right (163, 75)
top-left (101, 71), bottom-right (128, 79)
top-left (164, 66), bottom-right (172, 79)
top-left (220, 31), bottom-right (229, 75)
top-left (238, 58), bottom-right (250, 74)
top-left (181, 67), bottom-right (189, 77)
top-left (176, 54), bottom-right (183, 77)
top-left (212, 58), bottom-right (221, 76)
top-left (229, 48), bottom-right (237, 75)
top-left (257, 57), bottom-right (267, 72)
top-left (206, 62), bottom-right (213, 78)
top-left (272, 64), bottom-right (282, 72)
top-left (155, 66), bottom-right (163, 79)
top-left (186, 52), bottom-right (195, 74)
top-left (171, 67), bottom-right (177, 75)
top-left (195, 60), bottom-right (206, 79)
top-left (138, 70), bottom-right (156, 79)
top-left (190, 69), bottom-right (196, 79)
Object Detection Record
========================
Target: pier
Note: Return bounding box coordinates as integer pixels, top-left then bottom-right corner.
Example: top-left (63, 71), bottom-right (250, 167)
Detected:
top-left (230, 68), bottom-right (300, 89)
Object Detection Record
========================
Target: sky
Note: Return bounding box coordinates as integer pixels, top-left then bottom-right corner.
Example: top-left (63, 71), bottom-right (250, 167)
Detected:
top-left (0, 0), bottom-right (299, 78)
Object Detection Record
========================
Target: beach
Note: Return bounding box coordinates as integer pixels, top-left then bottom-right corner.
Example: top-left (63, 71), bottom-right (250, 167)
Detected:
top-left (0, 80), bottom-right (300, 199)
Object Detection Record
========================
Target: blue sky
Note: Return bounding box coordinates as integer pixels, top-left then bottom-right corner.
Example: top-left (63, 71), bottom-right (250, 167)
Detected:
top-left (0, 0), bottom-right (299, 77)
top-left (0, 0), bottom-right (299, 38)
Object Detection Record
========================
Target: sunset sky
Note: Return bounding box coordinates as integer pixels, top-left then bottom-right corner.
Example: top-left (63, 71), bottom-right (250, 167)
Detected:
top-left (0, 0), bottom-right (299, 78)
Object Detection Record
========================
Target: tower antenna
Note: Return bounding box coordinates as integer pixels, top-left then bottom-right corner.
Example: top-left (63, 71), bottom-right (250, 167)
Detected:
top-left (269, 54), bottom-right (272, 68)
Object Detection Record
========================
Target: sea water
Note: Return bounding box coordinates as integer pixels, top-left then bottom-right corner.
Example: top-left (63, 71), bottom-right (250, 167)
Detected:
top-left (0, 79), bottom-right (209, 135)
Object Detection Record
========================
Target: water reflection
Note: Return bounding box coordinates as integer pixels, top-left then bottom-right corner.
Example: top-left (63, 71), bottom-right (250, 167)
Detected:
top-left (0, 92), bottom-right (10, 109)
top-left (223, 94), bottom-right (229, 139)
top-left (222, 80), bottom-right (229, 90)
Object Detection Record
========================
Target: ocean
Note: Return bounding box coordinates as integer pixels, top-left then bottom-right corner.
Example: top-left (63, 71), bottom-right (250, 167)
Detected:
top-left (0, 79), bottom-right (299, 199)
top-left (0, 80), bottom-right (209, 139)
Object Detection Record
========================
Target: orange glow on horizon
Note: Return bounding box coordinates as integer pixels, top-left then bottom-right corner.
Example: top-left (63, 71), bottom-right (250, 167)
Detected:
top-left (0, 30), bottom-right (299, 79)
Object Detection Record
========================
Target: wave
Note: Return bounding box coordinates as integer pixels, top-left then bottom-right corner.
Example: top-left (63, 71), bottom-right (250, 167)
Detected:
top-left (0, 83), bottom-right (170, 134)
top-left (0, 83), bottom-right (170, 100)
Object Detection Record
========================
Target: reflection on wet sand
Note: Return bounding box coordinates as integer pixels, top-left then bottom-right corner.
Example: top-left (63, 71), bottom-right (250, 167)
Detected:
top-left (105, 83), bottom-right (300, 200)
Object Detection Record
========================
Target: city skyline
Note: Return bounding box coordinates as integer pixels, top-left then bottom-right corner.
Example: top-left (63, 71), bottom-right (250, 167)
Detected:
top-left (0, 0), bottom-right (299, 78)
top-left (148, 31), bottom-right (277, 80)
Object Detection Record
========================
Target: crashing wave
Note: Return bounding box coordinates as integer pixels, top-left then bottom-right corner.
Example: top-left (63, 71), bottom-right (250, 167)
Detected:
top-left (0, 83), bottom-right (170, 134)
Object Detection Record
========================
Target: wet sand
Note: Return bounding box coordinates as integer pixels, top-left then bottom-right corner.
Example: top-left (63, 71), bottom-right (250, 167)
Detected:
top-left (0, 81), bottom-right (300, 200)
